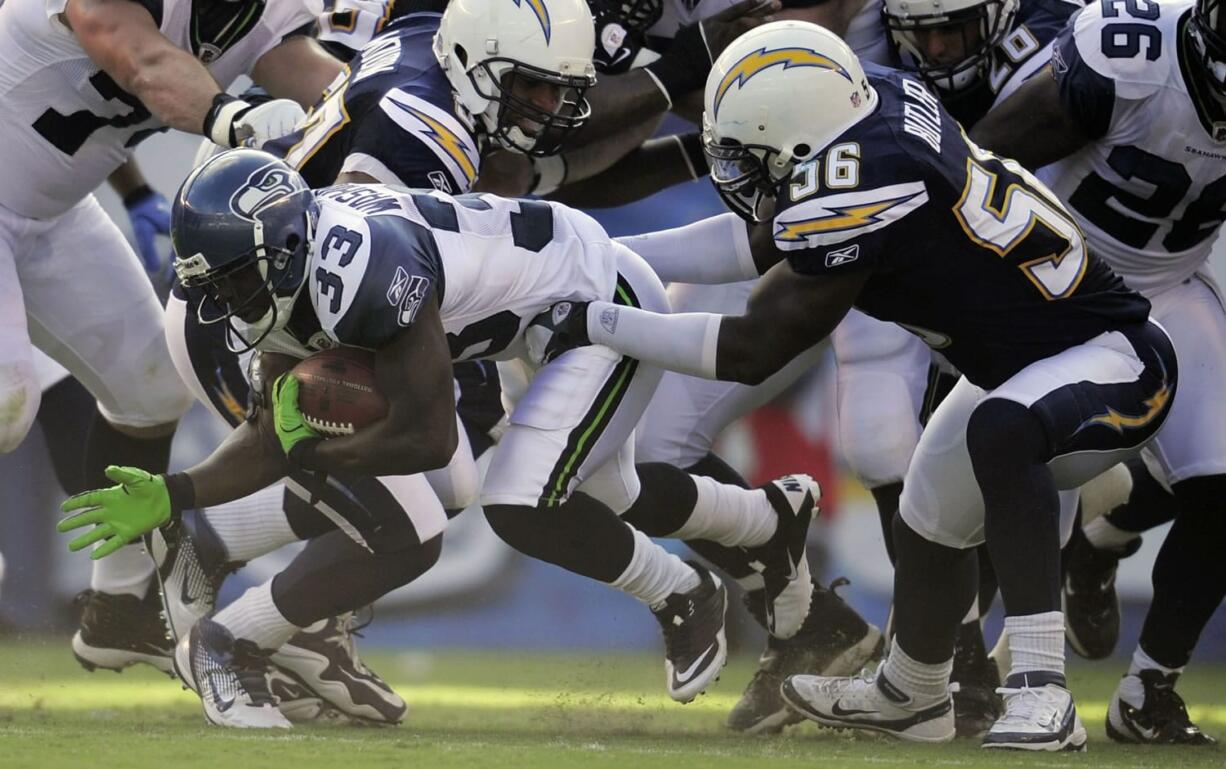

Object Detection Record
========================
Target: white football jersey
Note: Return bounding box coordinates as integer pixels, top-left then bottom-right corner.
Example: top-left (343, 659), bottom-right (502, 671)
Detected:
top-left (1041, 0), bottom-right (1226, 294)
top-left (291, 185), bottom-right (620, 362)
top-left (0, 0), bottom-right (315, 219)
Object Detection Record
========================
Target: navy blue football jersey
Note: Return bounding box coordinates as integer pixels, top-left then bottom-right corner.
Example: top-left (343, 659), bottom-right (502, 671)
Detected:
top-left (773, 66), bottom-right (1150, 389)
top-left (893, 0), bottom-right (1084, 129)
top-left (268, 13), bottom-right (480, 194)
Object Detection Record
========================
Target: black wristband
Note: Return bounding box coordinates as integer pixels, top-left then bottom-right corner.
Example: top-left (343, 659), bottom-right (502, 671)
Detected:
top-left (287, 437), bottom-right (324, 473)
top-left (202, 92), bottom-right (239, 139)
top-left (643, 22), bottom-right (712, 103)
top-left (121, 184), bottom-right (156, 208)
top-left (162, 472), bottom-right (196, 515)
top-left (676, 132), bottom-right (709, 179)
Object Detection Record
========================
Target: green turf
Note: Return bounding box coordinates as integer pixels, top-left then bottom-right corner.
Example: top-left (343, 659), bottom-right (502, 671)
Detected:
top-left (0, 640), bottom-right (1222, 769)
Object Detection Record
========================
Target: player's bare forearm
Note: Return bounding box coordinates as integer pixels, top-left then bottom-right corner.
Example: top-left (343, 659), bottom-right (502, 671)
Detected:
top-left (106, 159), bottom-right (150, 198)
top-left (577, 70), bottom-right (671, 146)
top-left (970, 65), bottom-right (1090, 170)
top-left (183, 420), bottom-right (289, 508)
top-left (65, 0), bottom-right (222, 134)
top-left (252, 36), bottom-right (343, 109)
top-left (550, 129), bottom-right (692, 207)
top-left (312, 301), bottom-right (457, 476)
top-left (715, 260), bottom-right (866, 384)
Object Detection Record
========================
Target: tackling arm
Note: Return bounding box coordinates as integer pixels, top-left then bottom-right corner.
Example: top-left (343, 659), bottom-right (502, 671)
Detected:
top-left (584, 259), bottom-right (867, 384)
top-left (250, 36), bottom-right (343, 109)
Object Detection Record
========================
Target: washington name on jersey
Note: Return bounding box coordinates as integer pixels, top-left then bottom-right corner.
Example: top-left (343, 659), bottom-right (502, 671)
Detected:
top-left (272, 12), bottom-right (480, 194)
top-left (1042, 0), bottom-right (1226, 294)
top-left (263, 184), bottom-right (622, 361)
top-left (772, 67), bottom-right (1150, 389)
top-left (0, 0), bottom-right (314, 219)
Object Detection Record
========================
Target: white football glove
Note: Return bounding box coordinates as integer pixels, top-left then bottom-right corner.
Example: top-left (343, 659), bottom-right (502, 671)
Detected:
top-left (204, 94), bottom-right (306, 149)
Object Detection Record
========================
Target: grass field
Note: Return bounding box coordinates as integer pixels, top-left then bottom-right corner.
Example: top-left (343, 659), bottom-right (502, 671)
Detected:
top-left (0, 640), bottom-right (1222, 769)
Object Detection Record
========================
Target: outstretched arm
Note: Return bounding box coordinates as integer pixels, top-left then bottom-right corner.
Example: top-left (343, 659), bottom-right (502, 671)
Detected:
top-left (583, 259), bottom-right (868, 384)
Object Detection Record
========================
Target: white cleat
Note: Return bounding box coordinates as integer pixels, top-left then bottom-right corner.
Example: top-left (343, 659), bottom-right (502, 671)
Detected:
top-left (780, 668), bottom-right (955, 743)
top-left (748, 475), bottom-right (821, 640)
top-left (174, 618), bottom-right (291, 729)
top-left (982, 672), bottom-right (1087, 751)
top-left (147, 510), bottom-right (233, 643)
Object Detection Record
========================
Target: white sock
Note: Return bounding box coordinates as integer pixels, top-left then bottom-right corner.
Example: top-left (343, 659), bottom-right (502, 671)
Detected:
top-left (212, 580), bottom-right (301, 651)
top-left (1084, 515), bottom-right (1141, 551)
top-left (90, 543), bottom-right (154, 597)
top-left (611, 528), bottom-right (701, 608)
top-left (669, 475), bottom-right (776, 547)
top-left (882, 642), bottom-right (952, 702)
top-left (1005, 611), bottom-right (1066, 677)
top-left (201, 484), bottom-right (299, 562)
top-left (1129, 645), bottom-right (1182, 677)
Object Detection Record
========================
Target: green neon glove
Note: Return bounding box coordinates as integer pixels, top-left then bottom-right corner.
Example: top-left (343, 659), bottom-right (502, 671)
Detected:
top-left (272, 372), bottom-right (320, 458)
top-left (57, 466), bottom-right (172, 559)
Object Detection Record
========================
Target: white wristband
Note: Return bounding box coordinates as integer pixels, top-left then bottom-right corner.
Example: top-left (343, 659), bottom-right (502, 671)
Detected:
top-left (208, 98), bottom-right (251, 147)
top-left (531, 154), bottom-right (568, 196)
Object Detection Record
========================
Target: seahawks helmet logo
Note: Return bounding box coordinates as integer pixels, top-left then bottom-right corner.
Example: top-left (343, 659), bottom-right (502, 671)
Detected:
top-left (229, 164), bottom-right (306, 220)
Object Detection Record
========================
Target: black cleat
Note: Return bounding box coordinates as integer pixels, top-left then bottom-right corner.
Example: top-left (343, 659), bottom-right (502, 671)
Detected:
top-left (728, 577), bottom-right (883, 734)
top-left (272, 612), bottom-right (407, 725)
top-left (950, 621), bottom-right (1003, 738)
top-left (1062, 532), bottom-right (1140, 660)
top-left (71, 586), bottom-right (173, 675)
top-left (1107, 669), bottom-right (1217, 745)
top-left (653, 561), bottom-right (728, 703)
top-left (174, 617), bottom-right (291, 729)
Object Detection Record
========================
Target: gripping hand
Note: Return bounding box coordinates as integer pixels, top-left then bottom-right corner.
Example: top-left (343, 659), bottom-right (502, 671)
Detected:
top-left (58, 466), bottom-right (171, 559)
top-left (526, 300), bottom-right (592, 366)
top-left (272, 373), bottom-right (321, 464)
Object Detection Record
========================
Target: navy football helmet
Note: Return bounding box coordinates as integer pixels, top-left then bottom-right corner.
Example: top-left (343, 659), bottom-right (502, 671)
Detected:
top-left (1191, 0), bottom-right (1226, 99)
top-left (172, 149), bottom-right (317, 352)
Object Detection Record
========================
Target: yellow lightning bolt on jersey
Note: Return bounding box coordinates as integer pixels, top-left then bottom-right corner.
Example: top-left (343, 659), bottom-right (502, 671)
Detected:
top-left (1083, 380), bottom-right (1173, 434)
top-left (392, 99), bottom-right (478, 186)
top-left (774, 192), bottom-right (923, 242)
top-left (714, 47), bottom-right (851, 119)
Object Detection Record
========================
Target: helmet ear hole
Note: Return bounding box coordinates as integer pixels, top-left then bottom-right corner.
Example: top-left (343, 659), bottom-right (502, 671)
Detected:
top-left (285, 234), bottom-right (301, 252)
top-left (794, 143), bottom-right (811, 159)
top-left (453, 43), bottom-right (469, 69)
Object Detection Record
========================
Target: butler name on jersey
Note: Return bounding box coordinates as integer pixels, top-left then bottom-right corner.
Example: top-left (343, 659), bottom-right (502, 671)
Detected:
top-left (1042, 0), bottom-right (1226, 294)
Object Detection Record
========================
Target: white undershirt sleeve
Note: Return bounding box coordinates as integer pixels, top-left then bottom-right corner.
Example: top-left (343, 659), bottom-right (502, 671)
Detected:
top-left (615, 213), bottom-right (758, 284)
top-left (585, 301), bottom-right (723, 379)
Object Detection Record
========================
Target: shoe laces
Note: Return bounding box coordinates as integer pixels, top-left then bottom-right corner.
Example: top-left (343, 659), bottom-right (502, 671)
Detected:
top-left (332, 608), bottom-right (375, 675)
top-left (230, 640), bottom-right (278, 707)
top-left (995, 685), bottom-right (1061, 728)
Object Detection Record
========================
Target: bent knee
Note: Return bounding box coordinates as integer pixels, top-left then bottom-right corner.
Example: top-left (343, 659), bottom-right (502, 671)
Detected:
top-left (0, 360), bottom-right (41, 453)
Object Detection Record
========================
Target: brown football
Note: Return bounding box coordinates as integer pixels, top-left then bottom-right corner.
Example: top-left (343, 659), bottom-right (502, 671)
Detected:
top-left (292, 347), bottom-right (388, 437)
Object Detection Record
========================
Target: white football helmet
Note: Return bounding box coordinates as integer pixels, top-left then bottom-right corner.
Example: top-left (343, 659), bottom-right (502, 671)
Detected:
top-left (882, 0), bottom-right (1019, 93)
top-left (702, 21), bottom-right (876, 222)
top-left (434, 0), bottom-right (597, 155)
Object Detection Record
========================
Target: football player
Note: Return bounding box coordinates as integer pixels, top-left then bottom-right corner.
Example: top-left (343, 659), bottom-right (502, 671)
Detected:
top-left (529, 21), bottom-right (1177, 750)
top-left (0, 0), bottom-right (340, 674)
top-left (147, 0), bottom-right (595, 726)
top-left (971, 0), bottom-right (1225, 745)
top-left (61, 151), bottom-right (822, 715)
